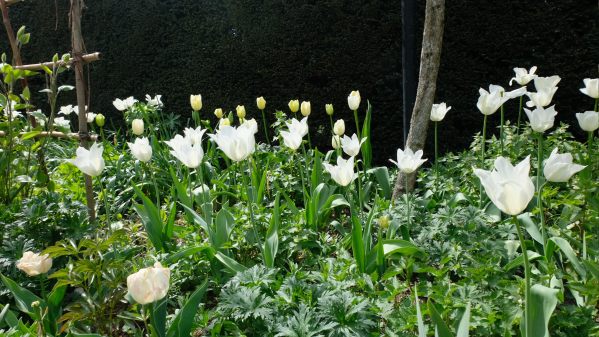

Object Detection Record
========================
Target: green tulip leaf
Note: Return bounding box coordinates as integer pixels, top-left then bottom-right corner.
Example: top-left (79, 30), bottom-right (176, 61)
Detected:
top-left (528, 284), bottom-right (559, 337)
top-left (0, 274), bottom-right (42, 316)
top-left (549, 237), bottom-right (586, 278)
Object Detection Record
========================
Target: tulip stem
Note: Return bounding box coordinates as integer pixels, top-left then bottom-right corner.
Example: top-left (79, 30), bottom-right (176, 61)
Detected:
top-left (97, 176), bottom-right (111, 228)
top-left (355, 160), bottom-right (364, 217)
top-left (295, 152), bottom-right (308, 211)
top-left (405, 174), bottom-right (411, 240)
top-left (261, 109), bottom-right (270, 145)
top-left (244, 160), bottom-right (264, 262)
top-left (479, 115), bottom-right (488, 208)
top-left (353, 109), bottom-right (361, 140)
top-left (434, 121), bottom-right (439, 177)
top-left (514, 215), bottom-right (531, 337)
top-left (516, 94), bottom-right (524, 133)
top-left (146, 162), bottom-right (160, 208)
top-left (536, 133), bottom-right (547, 249)
top-left (38, 274), bottom-right (46, 299)
top-left (329, 115), bottom-right (334, 135)
top-left (594, 98), bottom-right (598, 112)
top-left (500, 104), bottom-right (505, 156)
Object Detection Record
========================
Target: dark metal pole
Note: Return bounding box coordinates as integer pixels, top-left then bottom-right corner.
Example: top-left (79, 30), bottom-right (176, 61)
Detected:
top-left (402, 0), bottom-right (417, 147)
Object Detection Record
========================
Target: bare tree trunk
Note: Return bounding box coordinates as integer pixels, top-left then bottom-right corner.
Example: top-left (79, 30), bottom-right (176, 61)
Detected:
top-left (392, 0), bottom-right (445, 200)
top-left (71, 0), bottom-right (96, 222)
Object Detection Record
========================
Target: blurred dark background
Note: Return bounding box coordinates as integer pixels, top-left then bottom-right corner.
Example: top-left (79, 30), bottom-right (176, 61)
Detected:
top-left (4, 0), bottom-right (599, 165)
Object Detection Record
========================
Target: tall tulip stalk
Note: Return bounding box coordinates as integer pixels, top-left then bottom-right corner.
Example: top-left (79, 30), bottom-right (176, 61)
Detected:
top-left (430, 102), bottom-right (451, 176)
top-left (474, 156), bottom-right (534, 337)
top-left (348, 91), bottom-right (361, 139)
top-left (256, 97), bottom-right (269, 145)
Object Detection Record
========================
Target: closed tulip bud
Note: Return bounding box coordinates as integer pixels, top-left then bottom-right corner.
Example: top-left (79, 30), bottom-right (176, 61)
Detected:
top-left (378, 215), bottom-right (390, 229)
top-left (236, 105), bottom-right (246, 119)
top-left (127, 137), bottom-right (153, 162)
top-left (576, 111), bottom-right (599, 132)
top-left (347, 90), bottom-right (361, 110)
top-left (474, 156), bottom-right (535, 216)
top-left (300, 101), bottom-right (311, 117)
top-left (214, 108), bottom-right (223, 119)
top-left (256, 96), bottom-right (266, 110)
top-left (543, 148), bottom-right (585, 183)
top-left (288, 99), bottom-right (299, 113)
top-left (95, 113), bottom-right (105, 127)
top-left (580, 78), bottom-right (599, 99)
top-left (331, 135), bottom-right (341, 149)
top-left (325, 104), bottom-right (334, 116)
top-left (16, 251), bottom-right (52, 276)
top-left (127, 262), bottom-right (170, 305)
top-left (132, 119), bottom-right (144, 135)
top-left (333, 119), bottom-right (345, 136)
top-left (190, 94), bottom-right (202, 111)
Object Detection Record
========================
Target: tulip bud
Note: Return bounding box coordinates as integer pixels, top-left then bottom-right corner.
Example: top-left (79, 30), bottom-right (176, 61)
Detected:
top-left (190, 94), bottom-right (202, 111)
top-left (300, 101), bottom-right (311, 117)
top-left (347, 90), bottom-right (361, 110)
top-left (333, 119), bottom-right (345, 136)
top-left (214, 108), bottom-right (223, 119)
top-left (256, 96), bottom-right (266, 110)
top-left (132, 119), bottom-right (144, 135)
top-left (16, 251), bottom-right (52, 276)
top-left (325, 104), bottom-right (334, 116)
top-left (95, 113), bottom-right (105, 127)
top-left (331, 135), bottom-right (341, 149)
top-left (378, 215), bottom-right (390, 229)
top-left (288, 99), bottom-right (299, 113)
top-left (236, 105), bottom-right (246, 119)
top-left (219, 118), bottom-right (231, 128)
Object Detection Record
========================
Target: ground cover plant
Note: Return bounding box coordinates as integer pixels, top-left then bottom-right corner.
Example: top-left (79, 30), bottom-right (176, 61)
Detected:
top-left (0, 36), bottom-right (598, 337)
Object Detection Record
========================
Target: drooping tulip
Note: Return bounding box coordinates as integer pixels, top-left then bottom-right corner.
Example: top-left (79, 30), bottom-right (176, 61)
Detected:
top-left (67, 143), bottom-right (105, 177)
top-left (476, 85), bottom-right (509, 115)
top-left (256, 96), bottom-right (266, 110)
top-left (128, 137), bottom-right (153, 162)
top-left (288, 100), bottom-right (299, 113)
top-left (575, 111), bottom-right (599, 132)
top-left (526, 75), bottom-right (561, 108)
top-left (165, 134), bottom-right (204, 168)
top-left (430, 102), bottom-right (451, 122)
top-left (543, 148), bottom-right (586, 183)
top-left (113, 97), bottom-right (137, 111)
top-left (208, 125), bottom-right (256, 162)
top-left (580, 78), bottom-right (599, 99)
top-left (132, 119), bottom-right (144, 136)
top-left (389, 147), bottom-right (427, 174)
top-left (126, 262), bottom-right (170, 305)
top-left (280, 129), bottom-right (303, 150)
top-left (474, 156), bottom-right (535, 215)
top-left (323, 156), bottom-right (358, 187)
top-left (341, 133), bottom-right (366, 157)
top-left (300, 101), bottom-right (311, 117)
top-left (509, 66), bottom-right (537, 86)
top-left (333, 119), bottom-right (345, 136)
top-left (190, 94), bottom-right (202, 111)
top-left (347, 90), bottom-right (361, 110)
top-left (16, 251), bottom-right (52, 276)
top-left (524, 105), bottom-right (557, 133)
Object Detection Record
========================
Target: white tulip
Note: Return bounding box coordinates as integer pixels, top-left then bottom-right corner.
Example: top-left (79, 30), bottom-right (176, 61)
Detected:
top-left (430, 102), bottom-right (451, 122)
top-left (323, 156), bottom-right (358, 187)
top-left (113, 97), bottom-right (137, 111)
top-left (145, 94), bottom-right (163, 107)
top-left (341, 133), bottom-right (366, 157)
top-left (300, 101), bottom-right (311, 117)
top-left (509, 66), bottom-right (537, 86)
top-left (183, 126), bottom-right (207, 146)
top-left (127, 137), bottom-right (153, 162)
top-left (16, 251), bottom-right (52, 276)
top-left (286, 117), bottom-right (309, 138)
top-left (333, 119), bottom-right (345, 136)
top-left (580, 78), bottom-right (599, 99)
top-left (59, 105), bottom-right (74, 115)
top-left (575, 111), bottom-right (599, 132)
top-left (86, 112), bottom-right (97, 124)
top-left (72, 105), bottom-right (88, 116)
top-left (526, 75), bottom-right (561, 108)
top-left (126, 262), bottom-right (170, 305)
top-left (219, 118), bottom-right (231, 128)
top-left (208, 125), bottom-right (256, 162)
top-left (53, 117), bottom-right (71, 130)
top-left (389, 146), bottom-right (427, 174)
top-left (476, 85), bottom-right (509, 115)
top-left (190, 94), bottom-right (202, 111)
top-left (543, 148), bottom-right (585, 183)
top-left (67, 143), bottom-right (105, 177)
top-left (474, 156), bottom-right (535, 215)
top-left (524, 105), bottom-right (557, 133)
top-left (132, 119), bottom-right (144, 136)
top-left (241, 118), bottom-right (259, 134)
top-left (347, 90), bottom-right (361, 110)
top-left (165, 134), bottom-right (204, 168)
top-left (280, 129), bottom-right (303, 150)
top-left (331, 135), bottom-right (341, 149)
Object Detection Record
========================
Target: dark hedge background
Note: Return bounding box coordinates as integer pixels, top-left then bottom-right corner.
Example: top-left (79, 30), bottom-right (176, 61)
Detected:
top-left (5, 0), bottom-right (599, 165)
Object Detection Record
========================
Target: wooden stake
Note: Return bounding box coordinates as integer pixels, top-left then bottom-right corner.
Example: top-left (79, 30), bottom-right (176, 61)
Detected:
top-left (15, 52), bottom-right (100, 71)
top-left (0, 130), bottom-right (98, 140)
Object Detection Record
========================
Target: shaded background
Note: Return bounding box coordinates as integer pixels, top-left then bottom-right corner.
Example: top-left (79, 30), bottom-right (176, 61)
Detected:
top-left (5, 0), bottom-right (599, 165)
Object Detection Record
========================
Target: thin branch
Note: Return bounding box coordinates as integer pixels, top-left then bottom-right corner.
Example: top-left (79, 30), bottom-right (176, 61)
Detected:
top-left (5, 0), bottom-right (23, 7)
top-left (15, 52), bottom-right (100, 71)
